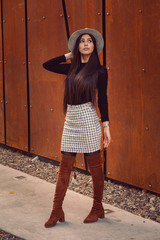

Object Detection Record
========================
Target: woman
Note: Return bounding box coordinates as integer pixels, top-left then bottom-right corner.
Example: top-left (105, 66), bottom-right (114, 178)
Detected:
top-left (43, 28), bottom-right (111, 227)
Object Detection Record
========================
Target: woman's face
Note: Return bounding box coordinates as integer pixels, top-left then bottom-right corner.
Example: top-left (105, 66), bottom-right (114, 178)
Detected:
top-left (78, 34), bottom-right (94, 56)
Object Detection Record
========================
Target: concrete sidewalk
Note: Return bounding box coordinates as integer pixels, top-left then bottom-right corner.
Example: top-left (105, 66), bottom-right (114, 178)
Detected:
top-left (0, 164), bottom-right (160, 240)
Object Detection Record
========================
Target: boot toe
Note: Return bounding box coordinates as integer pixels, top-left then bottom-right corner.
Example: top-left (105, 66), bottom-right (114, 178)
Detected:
top-left (44, 209), bottom-right (65, 228)
top-left (83, 213), bottom-right (98, 223)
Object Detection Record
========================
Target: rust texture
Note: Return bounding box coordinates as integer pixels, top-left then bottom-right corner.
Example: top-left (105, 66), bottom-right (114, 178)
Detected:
top-left (106, 0), bottom-right (160, 193)
top-left (2, 0), bottom-right (28, 150)
top-left (27, 0), bottom-right (67, 161)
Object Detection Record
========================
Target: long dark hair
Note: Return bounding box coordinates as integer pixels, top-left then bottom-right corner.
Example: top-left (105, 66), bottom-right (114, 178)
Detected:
top-left (63, 34), bottom-right (101, 112)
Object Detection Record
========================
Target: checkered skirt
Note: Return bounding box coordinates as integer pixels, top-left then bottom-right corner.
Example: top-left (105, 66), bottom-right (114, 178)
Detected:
top-left (61, 102), bottom-right (102, 153)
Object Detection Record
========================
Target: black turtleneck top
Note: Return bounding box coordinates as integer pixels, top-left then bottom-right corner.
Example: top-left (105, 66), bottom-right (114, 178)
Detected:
top-left (43, 55), bottom-right (109, 122)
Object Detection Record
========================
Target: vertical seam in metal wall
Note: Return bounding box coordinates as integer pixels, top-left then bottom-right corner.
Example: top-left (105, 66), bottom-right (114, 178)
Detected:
top-left (24, 0), bottom-right (30, 153)
top-left (1, 0), bottom-right (6, 144)
top-left (102, 0), bottom-right (107, 176)
top-left (84, 155), bottom-right (88, 171)
top-left (62, 0), bottom-right (70, 39)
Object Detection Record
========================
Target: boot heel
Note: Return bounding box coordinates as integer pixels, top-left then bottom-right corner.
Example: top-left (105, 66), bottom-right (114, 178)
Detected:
top-left (99, 210), bottom-right (105, 219)
top-left (59, 210), bottom-right (65, 222)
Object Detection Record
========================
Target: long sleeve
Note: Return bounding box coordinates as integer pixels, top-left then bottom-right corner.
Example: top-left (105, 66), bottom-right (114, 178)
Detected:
top-left (43, 55), bottom-right (71, 75)
top-left (98, 67), bottom-right (109, 122)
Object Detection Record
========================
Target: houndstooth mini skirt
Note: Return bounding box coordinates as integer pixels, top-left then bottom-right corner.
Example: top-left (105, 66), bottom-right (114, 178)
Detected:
top-left (61, 102), bottom-right (102, 153)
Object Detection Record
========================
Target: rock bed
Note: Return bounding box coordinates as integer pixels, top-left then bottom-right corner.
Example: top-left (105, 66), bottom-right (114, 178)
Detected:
top-left (0, 145), bottom-right (160, 234)
top-left (0, 229), bottom-right (25, 240)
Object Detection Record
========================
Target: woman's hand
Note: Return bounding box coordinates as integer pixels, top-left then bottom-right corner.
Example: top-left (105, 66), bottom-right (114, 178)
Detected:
top-left (64, 52), bottom-right (73, 60)
top-left (103, 126), bottom-right (111, 149)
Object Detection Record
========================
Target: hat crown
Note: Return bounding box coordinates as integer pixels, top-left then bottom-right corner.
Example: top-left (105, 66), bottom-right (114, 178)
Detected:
top-left (68, 28), bottom-right (104, 54)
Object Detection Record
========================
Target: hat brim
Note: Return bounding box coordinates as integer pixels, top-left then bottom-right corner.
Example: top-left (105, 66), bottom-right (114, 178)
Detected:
top-left (68, 28), bottom-right (104, 55)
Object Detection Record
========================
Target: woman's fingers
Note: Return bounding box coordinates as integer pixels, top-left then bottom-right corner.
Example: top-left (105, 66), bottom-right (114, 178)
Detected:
top-left (103, 127), bottom-right (111, 148)
top-left (64, 52), bottom-right (73, 60)
top-left (103, 138), bottom-right (109, 148)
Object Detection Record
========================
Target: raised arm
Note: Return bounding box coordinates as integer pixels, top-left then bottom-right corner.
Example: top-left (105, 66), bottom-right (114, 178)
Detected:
top-left (43, 53), bottom-right (73, 75)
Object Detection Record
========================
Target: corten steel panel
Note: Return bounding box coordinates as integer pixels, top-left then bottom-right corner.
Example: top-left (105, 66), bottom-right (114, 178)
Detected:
top-left (139, 0), bottom-right (160, 193)
top-left (27, 0), bottom-right (68, 161)
top-left (65, 0), bottom-right (103, 62)
top-left (106, 0), bottom-right (160, 193)
top-left (0, 0), bottom-right (5, 144)
top-left (106, 0), bottom-right (144, 187)
top-left (3, 0), bottom-right (28, 150)
top-left (65, 0), bottom-right (103, 169)
top-left (65, 0), bottom-right (102, 31)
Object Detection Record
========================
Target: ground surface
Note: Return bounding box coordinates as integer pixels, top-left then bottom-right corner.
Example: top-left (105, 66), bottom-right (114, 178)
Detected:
top-left (0, 145), bottom-right (160, 239)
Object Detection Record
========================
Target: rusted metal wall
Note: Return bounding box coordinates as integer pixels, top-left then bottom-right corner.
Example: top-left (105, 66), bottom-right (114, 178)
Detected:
top-left (140, 0), bottom-right (160, 193)
top-left (106, 0), bottom-right (160, 193)
top-left (0, 0), bottom-right (5, 144)
top-left (65, 0), bottom-right (102, 33)
top-left (27, 0), bottom-right (68, 161)
top-left (0, 0), bottom-right (160, 193)
top-left (2, 0), bottom-right (28, 150)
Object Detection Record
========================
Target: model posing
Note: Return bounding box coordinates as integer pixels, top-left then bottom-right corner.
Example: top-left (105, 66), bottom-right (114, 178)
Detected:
top-left (43, 28), bottom-right (111, 227)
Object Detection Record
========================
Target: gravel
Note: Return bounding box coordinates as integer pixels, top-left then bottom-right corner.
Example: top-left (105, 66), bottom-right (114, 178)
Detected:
top-left (0, 229), bottom-right (25, 240)
top-left (0, 145), bottom-right (160, 238)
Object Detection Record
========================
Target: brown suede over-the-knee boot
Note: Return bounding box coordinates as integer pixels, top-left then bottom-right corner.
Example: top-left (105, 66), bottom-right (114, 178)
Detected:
top-left (45, 154), bottom-right (75, 228)
top-left (83, 152), bottom-right (104, 223)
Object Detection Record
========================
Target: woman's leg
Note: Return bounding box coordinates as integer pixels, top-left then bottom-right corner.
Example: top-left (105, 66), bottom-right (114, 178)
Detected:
top-left (45, 152), bottom-right (76, 228)
top-left (83, 150), bottom-right (104, 223)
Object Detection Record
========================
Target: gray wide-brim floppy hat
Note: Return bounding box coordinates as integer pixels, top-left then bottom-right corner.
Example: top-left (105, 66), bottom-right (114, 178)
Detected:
top-left (68, 28), bottom-right (104, 55)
